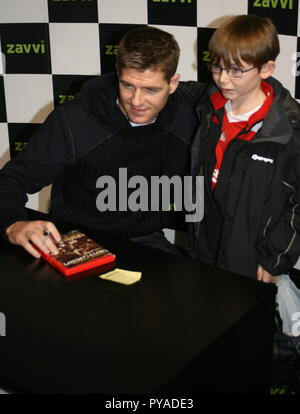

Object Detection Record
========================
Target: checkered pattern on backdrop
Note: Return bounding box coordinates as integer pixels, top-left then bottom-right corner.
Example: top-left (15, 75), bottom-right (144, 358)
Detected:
top-left (0, 0), bottom-right (300, 257)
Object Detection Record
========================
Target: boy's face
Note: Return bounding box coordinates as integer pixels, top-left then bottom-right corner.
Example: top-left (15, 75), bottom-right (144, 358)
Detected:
top-left (117, 67), bottom-right (180, 124)
top-left (212, 59), bottom-right (274, 110)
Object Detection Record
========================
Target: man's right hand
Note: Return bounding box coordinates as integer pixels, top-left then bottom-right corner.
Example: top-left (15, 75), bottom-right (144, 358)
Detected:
top-left (6, 220), bottom-right (61, 258)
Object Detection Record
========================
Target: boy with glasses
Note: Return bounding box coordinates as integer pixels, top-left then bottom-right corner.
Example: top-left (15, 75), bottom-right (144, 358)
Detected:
top-left (189, 14), bottom-right (300, 285)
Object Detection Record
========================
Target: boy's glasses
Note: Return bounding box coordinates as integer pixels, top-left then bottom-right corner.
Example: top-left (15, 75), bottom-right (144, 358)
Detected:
top-left (207, 63), bottom-right (256, 78)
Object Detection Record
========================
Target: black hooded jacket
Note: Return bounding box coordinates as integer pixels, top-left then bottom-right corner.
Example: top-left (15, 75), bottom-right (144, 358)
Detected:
top-left (189, 76), bottom-right (300, 279)
top-left (0, 73), bottom-right (200, 238)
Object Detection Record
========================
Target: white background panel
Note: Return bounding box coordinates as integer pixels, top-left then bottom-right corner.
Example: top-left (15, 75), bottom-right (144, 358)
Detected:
top-left (4, 74), bottom-right (54, 123)
top-left (0, 0), bottom-right (48, 23)
top-left (98, 0), bottom-right (148, 24)
top-left (26, 185), bottom-right (52, 213)
top-left (274, 34), bottom-right (297, 97)
top-left (197, 0), bottom-right (248, 28)
top-left (153, 25), bottom-right (198, 81)
top-left (197, 0), bottom-right (223, 28)
top-left (221, 0), bottom-right (248, 18)
top-left (49, 23), bottom-right (101, 75)
top-left (0, 123), bottom-right (10, 168)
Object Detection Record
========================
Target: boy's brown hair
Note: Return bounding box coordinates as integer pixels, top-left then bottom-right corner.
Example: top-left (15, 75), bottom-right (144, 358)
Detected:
top-left (116, 26), bottom-right (180, 82)
top-left (208, 14), bottom-right (280, 70)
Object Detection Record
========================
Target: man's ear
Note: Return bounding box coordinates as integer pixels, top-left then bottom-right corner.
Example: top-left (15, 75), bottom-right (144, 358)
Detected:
top-left (260, 61), bottom-right (276, 79)
top-left (169, 73), bottom-right (180, 94)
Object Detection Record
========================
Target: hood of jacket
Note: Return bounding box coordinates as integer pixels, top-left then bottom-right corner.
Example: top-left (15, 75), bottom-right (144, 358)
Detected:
top-left (75, 72), bottom-right (197, 143)
top-left (76, 72), bottom-right (128, 130)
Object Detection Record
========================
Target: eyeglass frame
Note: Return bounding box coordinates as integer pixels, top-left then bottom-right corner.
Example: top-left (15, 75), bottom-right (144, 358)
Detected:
top-left (206, 62), bottom-right (256, 79)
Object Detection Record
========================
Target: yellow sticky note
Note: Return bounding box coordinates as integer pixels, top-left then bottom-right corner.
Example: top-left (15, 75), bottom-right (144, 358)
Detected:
top-left (100, 268), bottom-right (142, 285)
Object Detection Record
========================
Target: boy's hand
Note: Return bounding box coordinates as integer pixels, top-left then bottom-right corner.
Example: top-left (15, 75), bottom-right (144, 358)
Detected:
top-left (6, 220), bottom-right (61, 258)
top-left (257, 265), bottom-right (280, 283)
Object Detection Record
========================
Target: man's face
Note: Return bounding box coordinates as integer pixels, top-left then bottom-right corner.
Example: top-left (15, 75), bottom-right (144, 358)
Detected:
top-left (118, 67), bottom-right (179, 124)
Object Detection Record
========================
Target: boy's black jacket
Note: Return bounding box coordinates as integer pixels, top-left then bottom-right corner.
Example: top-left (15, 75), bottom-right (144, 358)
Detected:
top-left (189, 76), bottom-right (300, 278)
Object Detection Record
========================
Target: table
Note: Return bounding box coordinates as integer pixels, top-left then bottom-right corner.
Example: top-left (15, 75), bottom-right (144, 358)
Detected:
top-left (0, 210), bottom-right (276, 394)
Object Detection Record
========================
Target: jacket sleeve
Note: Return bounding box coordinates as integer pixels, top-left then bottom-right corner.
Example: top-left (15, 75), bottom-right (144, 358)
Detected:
top-left (0, 106), bottom-right (75, 238)
top-left (257, 139), bottom-right (300, 275)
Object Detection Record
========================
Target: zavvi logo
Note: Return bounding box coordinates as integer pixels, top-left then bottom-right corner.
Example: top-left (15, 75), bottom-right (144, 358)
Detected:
top-left (0, 312), bottom-right (6, 337)
top-left (252, 0), bottom-right (293, 9)
top-left (6, 40), bottom-right (46, 55)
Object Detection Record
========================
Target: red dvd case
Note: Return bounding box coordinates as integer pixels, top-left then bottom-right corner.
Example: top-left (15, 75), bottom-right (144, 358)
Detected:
top-left (36, 230), bottom-right (116, 276)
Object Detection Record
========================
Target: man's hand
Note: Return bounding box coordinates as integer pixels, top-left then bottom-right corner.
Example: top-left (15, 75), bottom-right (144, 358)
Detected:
top-left (257, 264), bottom-right (280, 283)
top-left (6, 220), bottom-right (61, 258)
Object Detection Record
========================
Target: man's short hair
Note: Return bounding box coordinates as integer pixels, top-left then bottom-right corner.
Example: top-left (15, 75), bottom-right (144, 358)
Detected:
top-left (116, 26), bottom-right (180, 82)
top-left (208, 14), bottom-right (280, 70)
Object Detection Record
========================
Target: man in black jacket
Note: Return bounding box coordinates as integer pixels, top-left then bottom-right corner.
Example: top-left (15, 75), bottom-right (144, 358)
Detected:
top-left (0, 26), bottom-right (203, 258)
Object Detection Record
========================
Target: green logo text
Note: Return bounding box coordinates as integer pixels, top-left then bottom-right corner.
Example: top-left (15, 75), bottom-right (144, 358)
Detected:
top-left (14, 142), bottom-right (28, 152)
top-left (202, 51), bottom-right (210, 62)
top-left (58, 94), bottom-right (75, 104)
top-left (253, 0), bottom-right (293, 9)
top-left (105, 45), bottom-right (119, 56)
top-left (6, 40), bottom-right (46, 54)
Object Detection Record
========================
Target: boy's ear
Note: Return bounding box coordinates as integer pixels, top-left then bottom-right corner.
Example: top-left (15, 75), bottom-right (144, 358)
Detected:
top-left (260, 61), bottom-right (276, 79)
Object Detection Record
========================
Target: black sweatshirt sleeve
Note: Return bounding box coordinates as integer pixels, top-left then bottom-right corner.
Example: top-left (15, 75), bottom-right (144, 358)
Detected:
top-left (0, 105), bottom-right (75, 238)
top-left (178, 81), bottom-right (208, 105)
top-left (257, 141), bottom-right (300, 275)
